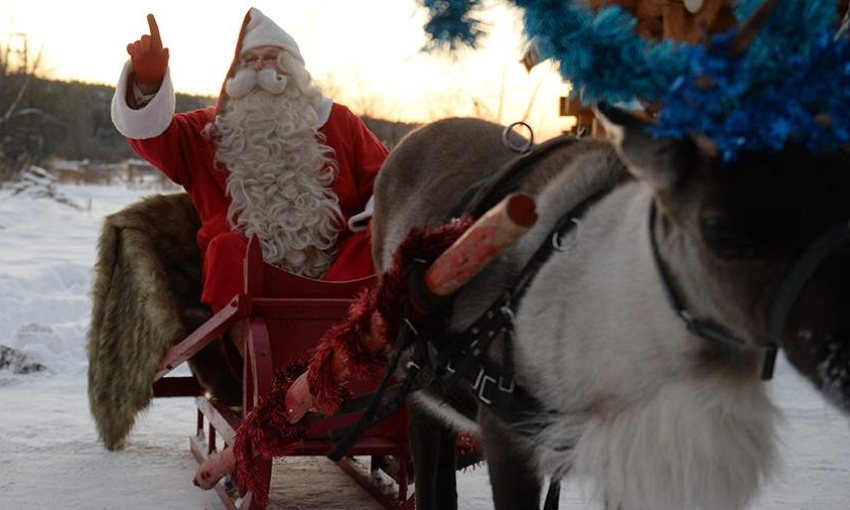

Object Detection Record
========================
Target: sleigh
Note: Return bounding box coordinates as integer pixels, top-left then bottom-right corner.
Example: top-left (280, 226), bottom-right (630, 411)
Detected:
top-left (88, 183), bottom-right (531, 509)
top-left (85, 191), bottom-right (412, 509)
top-left (149, 232), bottom-right (415, 509)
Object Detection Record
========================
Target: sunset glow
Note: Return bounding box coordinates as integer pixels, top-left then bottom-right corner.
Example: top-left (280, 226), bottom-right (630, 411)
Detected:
top-left (3, 0), bottom-right (574, 139)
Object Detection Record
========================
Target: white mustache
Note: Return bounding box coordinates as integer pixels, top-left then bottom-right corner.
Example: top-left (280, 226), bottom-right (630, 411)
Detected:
top-left (225, 67), bottom-right (288, 98)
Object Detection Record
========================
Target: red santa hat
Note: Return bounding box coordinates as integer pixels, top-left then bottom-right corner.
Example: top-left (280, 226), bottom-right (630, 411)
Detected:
top-left (240, 8), bottom-right (304, 63)
top-left (216, 7), bottom-right (305, 113)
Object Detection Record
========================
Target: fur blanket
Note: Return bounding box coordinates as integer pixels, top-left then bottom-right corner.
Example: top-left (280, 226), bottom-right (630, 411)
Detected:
top-left (87, 193), bottom-right (240, 451)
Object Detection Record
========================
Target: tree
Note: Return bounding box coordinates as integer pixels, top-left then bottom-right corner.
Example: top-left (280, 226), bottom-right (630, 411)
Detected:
top-left (0, 30), bottom-right (67, 183)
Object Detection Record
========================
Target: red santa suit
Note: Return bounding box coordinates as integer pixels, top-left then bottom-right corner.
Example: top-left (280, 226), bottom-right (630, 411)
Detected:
top-left (112, 10), bottom-right (388, 312)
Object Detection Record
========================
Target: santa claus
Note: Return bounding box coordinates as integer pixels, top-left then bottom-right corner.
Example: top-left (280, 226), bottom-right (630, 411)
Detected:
top-left (111, 8), bottom-right (387, 315)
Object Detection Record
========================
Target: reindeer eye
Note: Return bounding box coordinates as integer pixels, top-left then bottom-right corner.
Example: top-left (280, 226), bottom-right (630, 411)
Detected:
top-left (700, 216), bottom-right (760, 260)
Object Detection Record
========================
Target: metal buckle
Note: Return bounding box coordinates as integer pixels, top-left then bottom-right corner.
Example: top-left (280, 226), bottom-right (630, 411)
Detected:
top-left (478, 375), bottom-right (497, 405)
top-left (471, 367), bottom-right (485, 390)
top-left (500, 306), bottom-right (516, 323)
top-left (404, 318), bottom-right (419, 336)
top-left (468, 367), bottom-right (498, 405)
top-left (498, 377), bottom-right (515, 393)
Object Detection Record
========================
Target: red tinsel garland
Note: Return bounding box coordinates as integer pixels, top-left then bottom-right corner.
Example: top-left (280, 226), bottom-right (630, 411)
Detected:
top-left (233, 217), bottom-right (474, 507)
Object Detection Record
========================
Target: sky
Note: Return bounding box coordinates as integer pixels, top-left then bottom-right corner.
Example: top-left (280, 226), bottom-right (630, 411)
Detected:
top-left (0, 177), bottom-right (849, 508)
top-left (2, 0), bottom-right (573, 138)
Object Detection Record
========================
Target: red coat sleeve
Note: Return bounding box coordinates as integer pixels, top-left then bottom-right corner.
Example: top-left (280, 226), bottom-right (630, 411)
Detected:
top-left (127, 107), bottom-right (216, 191)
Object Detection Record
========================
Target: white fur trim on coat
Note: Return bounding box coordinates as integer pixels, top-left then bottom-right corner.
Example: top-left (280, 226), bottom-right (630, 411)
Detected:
top-left (111, 60), bottom-right (176, 139)
top-left (315, 96), bottom-right (332, 128)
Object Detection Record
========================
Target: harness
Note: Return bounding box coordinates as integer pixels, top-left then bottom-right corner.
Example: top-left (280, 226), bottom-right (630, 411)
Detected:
top-left (430, 188), bottom-right (608, 423)
top-left (327, 125), bottom-right (589, 510)
top-left (650, 202), bottom-right (850, 381)
top-left (327, 128), bottom-right (584, 452)
top-left (648, 202), bottom-right (779, 380)
top-left (328, 123), bottom-right (850, 510)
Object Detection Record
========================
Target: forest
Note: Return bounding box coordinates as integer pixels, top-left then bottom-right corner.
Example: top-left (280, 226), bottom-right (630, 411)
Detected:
top-left (0, 60), bottom-right (417, 183)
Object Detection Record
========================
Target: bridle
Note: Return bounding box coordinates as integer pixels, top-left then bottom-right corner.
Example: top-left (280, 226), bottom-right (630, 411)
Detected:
top-left (648, 200), bottom-right (850, 380)
top-left (768, 219), bottom-right (850, 347)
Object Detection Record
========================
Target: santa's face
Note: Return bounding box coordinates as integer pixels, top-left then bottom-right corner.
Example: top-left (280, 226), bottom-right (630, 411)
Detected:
top-left (225, 47), bottom-right (325, 109)
top-left (238, 45), bottom-right (286, 73)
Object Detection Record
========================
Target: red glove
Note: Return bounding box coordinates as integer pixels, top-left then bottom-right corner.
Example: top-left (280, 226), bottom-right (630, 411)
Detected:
top-left (126, 14), bottom-right (169, 87)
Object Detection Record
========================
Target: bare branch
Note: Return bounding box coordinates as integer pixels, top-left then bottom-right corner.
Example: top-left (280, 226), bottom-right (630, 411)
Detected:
top-left (520, 76), bottom-right (544, 122)
top-left (0, 75), bottom-right (32, 128)
top-left (0, 41), bottom-right (45, 130)
top-left (30, 41), bottom-right (45, 74)
top-left (10, 108), bottom-right (69, 128)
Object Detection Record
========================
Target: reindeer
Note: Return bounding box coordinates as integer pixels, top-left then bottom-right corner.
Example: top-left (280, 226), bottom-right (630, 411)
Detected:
top-left (369, 104), bottom-right (850, 510)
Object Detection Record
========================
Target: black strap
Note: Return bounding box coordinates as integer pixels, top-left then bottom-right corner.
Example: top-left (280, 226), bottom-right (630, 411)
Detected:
top-left (769, 221), bottom-right (850, 347)
top-left (327, 301), bottom-right (420, 461)
top-left (325, 133), bottom-right (594, 457)
top-left (431, 189), bottom-right (612, 427)
top-left (763, 220), bottom-right (849, 380)
top-left (437, 294), bottom-right (512, 388)
top-left (649, 202), bottom-right (749, 349)
top-left (543, 478), bottom-right (562, 510)
top-left (450, 134), bottom-right (581, 220)
top-left (647, 202), bottom-right (837, 381)
top-left (511, 189), bottom-right (611, 305)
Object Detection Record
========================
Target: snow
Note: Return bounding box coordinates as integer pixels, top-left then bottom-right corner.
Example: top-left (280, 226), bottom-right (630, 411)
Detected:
top-left (0, 181), bottom-right (848, 509)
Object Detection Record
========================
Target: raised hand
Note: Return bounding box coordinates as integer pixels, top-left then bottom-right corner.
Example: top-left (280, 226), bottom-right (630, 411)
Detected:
top-left (126, 14), bottom-right (169, 87)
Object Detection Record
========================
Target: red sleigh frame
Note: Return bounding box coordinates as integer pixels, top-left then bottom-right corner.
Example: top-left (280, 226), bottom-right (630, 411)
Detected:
top-left (150, 236), bottom-right (414, 509)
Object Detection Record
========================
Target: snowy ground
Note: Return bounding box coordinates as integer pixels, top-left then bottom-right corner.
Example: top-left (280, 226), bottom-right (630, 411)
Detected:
top-left (0, 181), bottom-right (848, 509)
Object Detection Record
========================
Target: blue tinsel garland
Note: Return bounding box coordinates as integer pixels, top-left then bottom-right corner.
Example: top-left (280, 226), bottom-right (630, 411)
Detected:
top-left (418, 0), bottom-right (850, 161)
top-left (419, 0), bottom-right (487, 50)
top-left (653, 29), bottom-right (850, 161)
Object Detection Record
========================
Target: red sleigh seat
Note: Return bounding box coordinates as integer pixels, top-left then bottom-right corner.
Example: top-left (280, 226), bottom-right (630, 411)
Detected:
top-left (151, 236), bottom-right (414, 510)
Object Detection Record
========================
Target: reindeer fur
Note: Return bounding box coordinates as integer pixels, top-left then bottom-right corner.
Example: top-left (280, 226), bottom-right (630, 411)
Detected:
top-left (372, 113), bottom-right (850, 510)
top-left (87, 193), bottom-right (240, 451)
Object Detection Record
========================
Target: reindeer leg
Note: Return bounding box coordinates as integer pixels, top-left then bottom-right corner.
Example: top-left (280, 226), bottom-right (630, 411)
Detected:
top-left (409, 403), bottom-right (456, 510)
top-left (435, 422), bottom-right (459, 510)
top-left (479, 408), bottom-right (542, 510)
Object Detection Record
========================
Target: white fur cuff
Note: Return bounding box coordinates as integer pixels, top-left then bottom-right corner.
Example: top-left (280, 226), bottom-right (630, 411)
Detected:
top-left (111, 60), bottom-right (176, 139)
top-left (314, 96), bottom-right (332, 128)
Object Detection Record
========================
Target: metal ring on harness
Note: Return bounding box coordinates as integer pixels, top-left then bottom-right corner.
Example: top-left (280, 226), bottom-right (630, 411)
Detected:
top-left (552, 218), bottom-right (582, 252)
top-left (502, 121), bottom-right (534, 154)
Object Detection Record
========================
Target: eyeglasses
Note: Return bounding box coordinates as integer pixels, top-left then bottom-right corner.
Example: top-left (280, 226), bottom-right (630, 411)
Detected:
top-left (238, 50), bottom-right (282, 70)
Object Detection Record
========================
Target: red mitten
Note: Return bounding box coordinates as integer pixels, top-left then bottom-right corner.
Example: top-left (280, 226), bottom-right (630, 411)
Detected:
top-left (126, 14), bottom-right (169, 87)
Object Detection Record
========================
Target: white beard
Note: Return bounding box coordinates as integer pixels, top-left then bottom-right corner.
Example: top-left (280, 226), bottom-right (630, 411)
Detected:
top-left (210, 69), bottom-right (342, 278)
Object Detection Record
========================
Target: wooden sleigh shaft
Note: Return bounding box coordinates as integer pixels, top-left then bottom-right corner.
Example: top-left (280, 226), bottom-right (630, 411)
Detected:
top-left (285, 193), bottom-right (538, 424)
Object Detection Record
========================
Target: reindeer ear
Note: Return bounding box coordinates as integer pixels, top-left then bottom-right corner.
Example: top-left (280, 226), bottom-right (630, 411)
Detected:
top-left (594, 102), bottom-right (691, 193)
